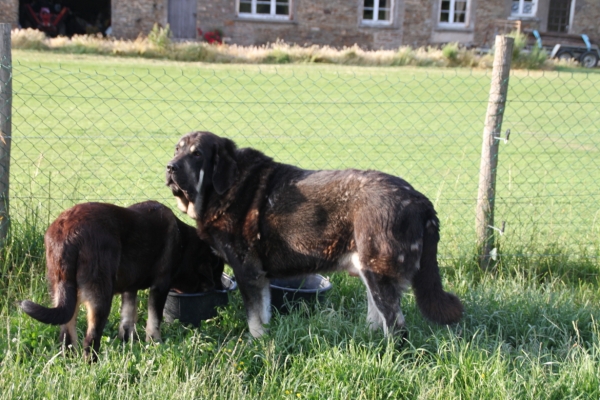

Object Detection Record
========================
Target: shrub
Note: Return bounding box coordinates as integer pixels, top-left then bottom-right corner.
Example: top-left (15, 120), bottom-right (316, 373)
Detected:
top-left (10, 28), bottom-right (560, 70)
top-left (506, 30), bottom-right (549, 70)
top-left (10, 28), bottom-right (48, 50)
top-left (508, 30), bottom-right (527, 60)
top-left (265, 48), bottom-right (291, 64)
top-left (148, 23), bottom-right (172, 51)
top-left (198, 28), bottom-right (223, 45)
top-left (392, 46), bottom-right (415, 66)
top-left (442, 42), bottom-right (460, 65)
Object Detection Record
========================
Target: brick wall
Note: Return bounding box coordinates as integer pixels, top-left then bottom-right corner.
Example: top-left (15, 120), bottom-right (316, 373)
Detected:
top-left (401, 0), bottom-right (434, 47)
top-left (109, 0), bottom-right (600, 48)
top-left (197, 0), bottom-right (404, 49)
top-left (0, 0), bottom-right (18, 27)
top-left (472, 0), bottom-right (509, 48)
top-left (112, 0), bottom-right (168, 39)
top-left (571, 0), bottom-right (600, 43)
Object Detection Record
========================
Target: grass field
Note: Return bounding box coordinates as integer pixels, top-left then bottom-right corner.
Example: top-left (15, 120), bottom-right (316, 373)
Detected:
top-left (0, 51), bottom-right (599, 399)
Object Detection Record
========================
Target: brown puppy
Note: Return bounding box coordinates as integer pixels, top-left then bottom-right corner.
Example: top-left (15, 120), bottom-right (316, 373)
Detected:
top-left (165, 131), bottom-right (463, 338)
top-left (19, 200), bottom-right (223, 360)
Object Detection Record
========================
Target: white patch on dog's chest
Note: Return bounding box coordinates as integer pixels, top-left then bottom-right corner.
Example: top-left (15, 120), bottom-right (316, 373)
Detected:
top-left (175, 197), bottom-right (188, 213)
top-left (186, 202), bottom-right (197, 219)
top-left (338, 252), bottom-right (362, 275)
top-left (196, 169), bottom-right (204, 192)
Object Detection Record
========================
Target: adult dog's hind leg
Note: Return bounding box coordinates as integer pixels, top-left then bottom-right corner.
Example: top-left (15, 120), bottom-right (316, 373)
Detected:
top-left (119, 291), bottom-right (137, 342)
top-left (359, 269), bottom-right (407, 336)
top-left (364, 286), bottom-right (385, 330)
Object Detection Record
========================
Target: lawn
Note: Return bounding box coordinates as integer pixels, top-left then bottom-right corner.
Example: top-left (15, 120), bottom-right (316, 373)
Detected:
top-left (0, 51), bottom-right (598, 399)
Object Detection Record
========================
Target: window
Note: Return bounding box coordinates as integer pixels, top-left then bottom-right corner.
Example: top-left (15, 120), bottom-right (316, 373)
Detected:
top-left (511, 0), bottom-right (537, 17)
top-left (439, 0), bottom-right (468, 26)
top-left (239, 0), bottom-right (290, 19)
top-left (547, 0), bottom-right (572, 33)
top-left (363, 0), bottom-right (392, 24)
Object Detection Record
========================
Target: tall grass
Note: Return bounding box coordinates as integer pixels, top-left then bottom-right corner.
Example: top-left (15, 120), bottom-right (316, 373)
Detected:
top-left (1, 211), bottom-right (598, 399)
top-left (9, 27), bottom-right (562, 69)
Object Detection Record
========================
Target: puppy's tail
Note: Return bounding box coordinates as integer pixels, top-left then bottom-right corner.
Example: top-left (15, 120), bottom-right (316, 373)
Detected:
top-left (19, 282), bottom-right (77, 325)
top-left (411, 214), bottom-right (463, 325)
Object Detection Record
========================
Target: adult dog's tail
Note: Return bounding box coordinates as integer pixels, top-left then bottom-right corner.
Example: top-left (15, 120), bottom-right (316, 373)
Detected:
top-left (411, 213), bottom-right (463, 325)
top-left (19, 281), bottom-right (77, 325)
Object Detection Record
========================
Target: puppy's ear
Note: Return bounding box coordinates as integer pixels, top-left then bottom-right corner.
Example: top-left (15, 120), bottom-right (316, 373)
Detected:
top-left (212, 138), bottom-right (238, 195)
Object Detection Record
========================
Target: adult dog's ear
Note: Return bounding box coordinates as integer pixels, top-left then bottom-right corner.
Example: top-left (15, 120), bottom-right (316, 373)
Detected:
top-left (213, 138), bottom-right (238, 195)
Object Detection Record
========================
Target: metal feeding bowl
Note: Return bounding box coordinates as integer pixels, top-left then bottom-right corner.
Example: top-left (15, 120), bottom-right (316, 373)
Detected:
top-left (163, 273), bottom-right (237, 327)
top-left (270, 274), bottom-right (333, 313)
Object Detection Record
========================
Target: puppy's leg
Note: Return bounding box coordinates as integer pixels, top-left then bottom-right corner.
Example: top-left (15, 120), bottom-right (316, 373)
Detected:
top-left (59, 299), bottom-right (80, 352)
top-left (146, 286), bottom-right (169, 342)
top-left (119, 292), bottom-right (137, 342)
top-left (82, 293), bottom-right (113, 362)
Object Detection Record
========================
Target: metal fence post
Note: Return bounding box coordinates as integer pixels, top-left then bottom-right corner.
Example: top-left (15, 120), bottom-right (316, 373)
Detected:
top-left (0, 24), bottom-right (12, 246)
top-left (476, 35), bottom-right (514, 270)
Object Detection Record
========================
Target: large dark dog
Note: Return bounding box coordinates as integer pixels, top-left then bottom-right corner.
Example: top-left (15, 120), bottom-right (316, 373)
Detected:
top-left (166, 131), bottom-right (463, 338)
top-left (19, 200), bottom-right (223, 360)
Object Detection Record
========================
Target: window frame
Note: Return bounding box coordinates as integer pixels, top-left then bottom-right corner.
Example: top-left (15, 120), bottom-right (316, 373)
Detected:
top-left (510, 0), bottom-right (538, 18)
top-left (361, 0), bottom-right (394, 26)
top-left (437, 0), bottom-right (470, 28)
top-left (237, 0), bottom-right (292, 20)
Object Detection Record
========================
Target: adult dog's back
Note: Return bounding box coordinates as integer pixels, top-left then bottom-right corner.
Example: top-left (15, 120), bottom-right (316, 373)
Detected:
top-left (254, 167), bottom-right (463, 331)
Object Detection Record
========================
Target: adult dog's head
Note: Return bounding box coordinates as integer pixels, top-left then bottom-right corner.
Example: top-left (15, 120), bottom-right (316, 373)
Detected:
top-left (166, 131), bottom-right (238, 220)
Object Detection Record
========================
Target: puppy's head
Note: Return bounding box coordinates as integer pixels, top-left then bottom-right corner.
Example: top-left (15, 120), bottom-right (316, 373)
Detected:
top-left (172, 221), bottom-right (225, 293)
top-left (166, 131), bottom-right (238, 220)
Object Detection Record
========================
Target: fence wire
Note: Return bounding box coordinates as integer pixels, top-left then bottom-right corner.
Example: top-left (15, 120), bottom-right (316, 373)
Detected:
top-left (5, 60), bottom-right (600, 260)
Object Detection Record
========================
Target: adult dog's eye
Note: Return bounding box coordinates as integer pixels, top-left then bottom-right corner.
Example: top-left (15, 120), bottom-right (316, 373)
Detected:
top-left (192, 150), bottom-right (202, 158)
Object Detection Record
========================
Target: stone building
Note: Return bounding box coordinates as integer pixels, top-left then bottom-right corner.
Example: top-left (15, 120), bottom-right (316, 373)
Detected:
top-left (1, 1), bottom-right (599, 49)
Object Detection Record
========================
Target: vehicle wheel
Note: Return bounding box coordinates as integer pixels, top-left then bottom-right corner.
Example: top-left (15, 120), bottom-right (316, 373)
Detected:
top-left (555, 49), bottom-right (574, 61)
top-left (579, 51), bottom-right (599, 68)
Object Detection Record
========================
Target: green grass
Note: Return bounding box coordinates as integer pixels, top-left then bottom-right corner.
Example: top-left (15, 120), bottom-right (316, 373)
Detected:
top-left (1, 218), bottom-right (599, 399)
top-left (9, 51), bottom-right (600, 260)
top-left (1, 51), bottom-right (599, 398)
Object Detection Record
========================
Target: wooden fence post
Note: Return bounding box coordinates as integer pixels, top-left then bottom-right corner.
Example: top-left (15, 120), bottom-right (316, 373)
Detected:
top-left (476, 35), bottom-right (514, 269)
top-left (0, 24), bottom-right (12, 246)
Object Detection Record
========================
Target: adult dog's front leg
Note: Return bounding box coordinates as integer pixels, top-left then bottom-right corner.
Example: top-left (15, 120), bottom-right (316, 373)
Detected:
top-left (224, 248), bottom-right (270, 338)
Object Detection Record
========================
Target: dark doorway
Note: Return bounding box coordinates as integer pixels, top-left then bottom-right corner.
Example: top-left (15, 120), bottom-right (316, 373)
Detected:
top-left (168, 0), bottom-right (197, 39)
top-left (19, 0), bottom-right (111, 37)
top-left (547, 0), bottom-right (571, 33)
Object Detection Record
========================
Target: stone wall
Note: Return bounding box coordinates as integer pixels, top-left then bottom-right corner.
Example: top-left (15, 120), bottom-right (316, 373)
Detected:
top-left (472, 0), bottom-right (510, 48)
top-left (571, 0), bottom-right (600, 43)
top-left (112, 0), bottom-right (168, 39)
top-left (111, 0), bottom-right (600, 49)
top-left (0, 0), bottom-right (18, 27)
top-left (197, 0), bottom-right (404, 49)
top-left (401, 0), bottom-right (434, 47)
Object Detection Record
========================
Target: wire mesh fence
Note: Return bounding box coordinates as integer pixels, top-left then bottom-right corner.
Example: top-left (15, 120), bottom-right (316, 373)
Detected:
top-left (3, 56), bottom-right (600, 261)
